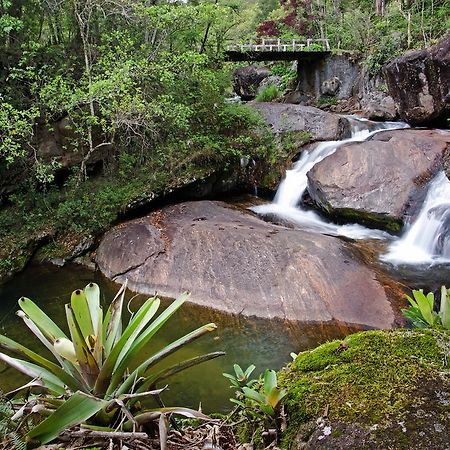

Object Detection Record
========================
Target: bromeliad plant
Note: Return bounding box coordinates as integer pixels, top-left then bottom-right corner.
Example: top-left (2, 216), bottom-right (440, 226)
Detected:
top-left (224, 365), bottom-right (287, 445)
top-left (0, 282), bottom-right (224, 446)
top-left (402, 286), bottom-right (450, 329)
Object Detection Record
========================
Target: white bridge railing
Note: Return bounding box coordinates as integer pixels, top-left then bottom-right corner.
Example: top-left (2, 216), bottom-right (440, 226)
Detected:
top-left (227, 38), bottom-right (330, 52)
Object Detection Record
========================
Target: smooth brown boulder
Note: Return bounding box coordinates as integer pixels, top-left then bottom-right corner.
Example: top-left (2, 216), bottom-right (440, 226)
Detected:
top-left (96, 200), bottom-right (402, 328)
top-left (307, 129), bottom-right (450, 231)
top-left (384, 34), bottom-right (450, 125)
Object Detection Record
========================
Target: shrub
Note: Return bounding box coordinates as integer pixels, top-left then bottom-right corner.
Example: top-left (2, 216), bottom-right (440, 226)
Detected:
top-left (256, 84), bottom-right (280, 102)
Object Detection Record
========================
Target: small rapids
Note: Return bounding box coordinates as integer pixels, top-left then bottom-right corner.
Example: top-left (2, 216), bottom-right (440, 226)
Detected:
top-left (383, 171), bottom-right (450, 266)
top-left (251, 117), bottom-right (408, 240)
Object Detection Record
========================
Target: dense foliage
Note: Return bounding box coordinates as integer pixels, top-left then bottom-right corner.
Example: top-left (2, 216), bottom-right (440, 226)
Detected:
top-left (0, 0), bottom-right (278, 277)
top-left (254, 0), bottom-right (449, 72)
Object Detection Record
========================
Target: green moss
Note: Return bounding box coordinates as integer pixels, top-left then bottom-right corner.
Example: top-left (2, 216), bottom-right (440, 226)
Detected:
top-left (279, 329), bottom-right (450, 446)
top-left (321, 206), bottom-right (403, 233)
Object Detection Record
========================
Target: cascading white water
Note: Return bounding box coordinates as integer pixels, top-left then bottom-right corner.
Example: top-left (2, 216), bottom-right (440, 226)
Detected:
top-left (251, 117), bottom-right (408, 240)
top-left (383, 171), bottom-right (450, 265)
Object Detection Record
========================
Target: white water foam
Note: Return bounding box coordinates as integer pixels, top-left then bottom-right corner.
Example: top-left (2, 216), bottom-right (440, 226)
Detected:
top-left (383, 171), bottom-right (450, 265)
top-left (251, 117), bottom-right (408, 240)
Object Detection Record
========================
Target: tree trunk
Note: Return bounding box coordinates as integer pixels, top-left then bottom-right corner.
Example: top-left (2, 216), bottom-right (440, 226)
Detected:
top-left (375, 0), bottom-right (385, 16)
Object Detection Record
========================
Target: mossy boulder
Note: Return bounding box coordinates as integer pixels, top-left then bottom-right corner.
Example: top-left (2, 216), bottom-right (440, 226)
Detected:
top-left (279, 329), bottom-right (450, 449)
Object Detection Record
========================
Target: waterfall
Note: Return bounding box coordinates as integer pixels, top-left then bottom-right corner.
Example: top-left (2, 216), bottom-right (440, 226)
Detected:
top-left (251, 117), bottom-right (408, 240)
top-left (383, 171), bottom-right (450, 265)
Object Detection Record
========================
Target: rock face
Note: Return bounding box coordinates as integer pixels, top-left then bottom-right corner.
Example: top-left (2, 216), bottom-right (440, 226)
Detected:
top-left (250, 102), bottom-right (351, 141)
top-left (96, 200), bottom-right (403, 328)
top-left (307, 129), bottom-right (450, 231)
top-left (233, 66), bottom-right (270, 100)
top-left (359, 75), bottom-right (398, 120)
top-left (296, 54), bottom-right (361, 102)
top-left (384, 34), bottom-right (450, 125)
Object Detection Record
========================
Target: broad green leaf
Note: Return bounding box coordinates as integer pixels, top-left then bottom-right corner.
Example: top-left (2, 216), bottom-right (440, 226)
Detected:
top-left (18, 297), bottom-right (67, 342)
top-left (66, 305), bottom-right (99, 387)
top-left (260, 403), bottom-right (275, 416)
top-left (0, 334), bottom-right (80, 391)
top-left (234, 364), bottom-right (245, 381)
top-left (405, 294), bottom-right (419, 309)
top-left (426, 292), bottom-right (435, 309)
top-left (71, 289), bottom-right (94, 339)
top-left (84, 283), bottom-right (101, 335)
top-left (102, 282), bottom-right (126, 358)
top-left (264, 369), bottom-right (277, 395)
top-left (114, 297), bottom-right (159, 370)
top-left (125, 292), bottom-right (190, 362)
top-left (412, 290), bottom-right (435, 326)
top-left (267, 387), bottom-right (287, 408)
top-left (27, 391), bottom-right (107, 445)
top-left (106, 293), bottom-right (190, 396)
top-left (114, 322), bottom-right (216, 397)
top-left (93, 297), bottom-right (159, 396)
top-left (0, 352), bottom-right (66, 395)
top-left (440, 286), bottom-right (450, 329)
top-left (242, 387), bottom-right (265, 404)
top-left (17, 311), bottom-right (88, 390)
top-left (244, 364), bottom-right (256, 379)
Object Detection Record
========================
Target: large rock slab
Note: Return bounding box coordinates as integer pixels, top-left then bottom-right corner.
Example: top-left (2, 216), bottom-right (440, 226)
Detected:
top-left (96, 200), bottom-right (403, 328)
top-left (307, 129), bottom-right (450, 231)
top-left (250, 102), bottom-right (351, 141)
top-left (384, 35), bottom-right (450, 125)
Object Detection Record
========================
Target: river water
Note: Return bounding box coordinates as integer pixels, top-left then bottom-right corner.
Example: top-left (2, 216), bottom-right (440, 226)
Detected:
top-left (252, 117), bottom-right (408, 239)
top-left (0, 263), bottom-right (362, 413)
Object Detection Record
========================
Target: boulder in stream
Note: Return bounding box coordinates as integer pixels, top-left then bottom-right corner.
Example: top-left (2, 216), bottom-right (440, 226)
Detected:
top-left (384, 34), bottom-right (450, 125)
top-left (96, 200), bottom-right (404, 329)
top-left (307, 129), bottom-right (450, 231)
top-left (250, 102), bottom-right (351, 142)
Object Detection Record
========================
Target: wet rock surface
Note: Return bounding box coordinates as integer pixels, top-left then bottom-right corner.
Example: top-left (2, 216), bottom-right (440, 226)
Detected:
top-left (384, 34), bottom-right (450, 125)
top-left (96, 200), bottom-right (404, 328)
top-left (250, 102), bottom-right (351, 141)
top-left (307, 129), bottom-right (450, 230)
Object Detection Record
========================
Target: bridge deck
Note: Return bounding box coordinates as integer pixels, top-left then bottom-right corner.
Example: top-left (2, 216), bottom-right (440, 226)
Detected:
top-left (225, 38), bottom-right (331, 62)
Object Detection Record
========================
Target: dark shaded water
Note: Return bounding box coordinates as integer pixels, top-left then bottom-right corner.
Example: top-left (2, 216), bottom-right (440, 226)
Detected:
top-left (0, 263), bottom-right (363, 412)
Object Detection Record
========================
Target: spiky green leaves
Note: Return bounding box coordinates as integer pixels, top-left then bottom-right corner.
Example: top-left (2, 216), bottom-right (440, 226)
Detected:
top-left (0, 283), bottom-right (221, 445)
top-left (402, 286), bottom-right (450, 330)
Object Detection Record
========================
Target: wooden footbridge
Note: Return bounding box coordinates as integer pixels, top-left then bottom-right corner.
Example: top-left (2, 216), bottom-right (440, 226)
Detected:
top-left (225, 38), bottom-right (330, 62)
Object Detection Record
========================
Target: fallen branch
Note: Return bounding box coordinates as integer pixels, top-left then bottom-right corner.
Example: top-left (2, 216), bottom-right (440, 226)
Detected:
top-left (59, 429), bottom-right (148, 441)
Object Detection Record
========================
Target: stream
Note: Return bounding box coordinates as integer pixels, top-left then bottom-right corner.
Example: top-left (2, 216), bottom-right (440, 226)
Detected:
top-left (0, 263), bottom-right (363, 413)
top-left (1, 116), bottom-right (450, 412)
top-left (253, 117), bottom-right (450, 272)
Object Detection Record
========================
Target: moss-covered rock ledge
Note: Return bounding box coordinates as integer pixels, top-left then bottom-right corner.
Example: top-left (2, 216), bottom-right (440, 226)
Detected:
top-left (279, 329), bottom-right (450, 450)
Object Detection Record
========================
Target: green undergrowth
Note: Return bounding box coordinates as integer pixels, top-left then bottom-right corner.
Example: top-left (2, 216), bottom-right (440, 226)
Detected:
top-left (255, 84), bottom-right (281, 102)
top-left (278, 329), bottom-right (450, 447)
top-left (0, 105), bottom-right (280, 279)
